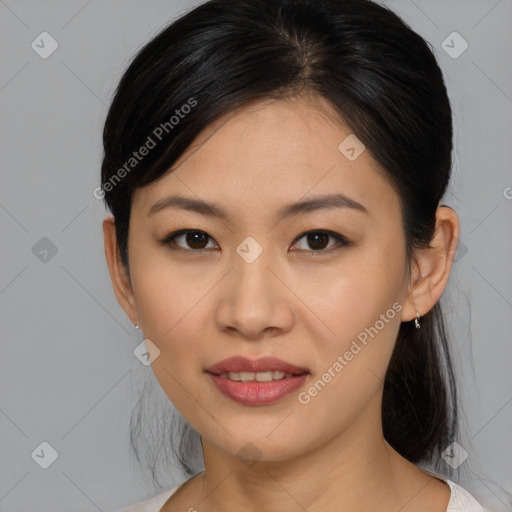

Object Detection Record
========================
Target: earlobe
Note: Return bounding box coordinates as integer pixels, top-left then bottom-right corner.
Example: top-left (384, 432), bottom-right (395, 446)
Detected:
top-left (401, 206), bottom-right (459, 323)
top-left (102, 216), bottom-right (139, 326)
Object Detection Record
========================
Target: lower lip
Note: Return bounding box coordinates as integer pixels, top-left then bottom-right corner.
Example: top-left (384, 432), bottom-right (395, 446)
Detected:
top-left (207, 373), bottom-right (309, 405)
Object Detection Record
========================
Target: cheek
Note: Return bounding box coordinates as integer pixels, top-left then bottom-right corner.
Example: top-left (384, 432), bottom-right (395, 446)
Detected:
top-left (130, 242), bottom-right (212, 338)
top-left (128, 252), bottom-right (218, 410)
top-left (298, 243), bottom-right (405, 350)
top-left (293, 236), bottom-right (405, 413)
top-left (294, 296), bottom-right (402, 447)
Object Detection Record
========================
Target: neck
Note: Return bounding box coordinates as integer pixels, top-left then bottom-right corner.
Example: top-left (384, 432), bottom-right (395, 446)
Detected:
top-left (194, 395), bottom-right (414, 512)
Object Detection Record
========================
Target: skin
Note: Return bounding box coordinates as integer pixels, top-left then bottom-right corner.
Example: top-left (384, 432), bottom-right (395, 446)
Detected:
top-left (103, 94), bottom-right (459, 512)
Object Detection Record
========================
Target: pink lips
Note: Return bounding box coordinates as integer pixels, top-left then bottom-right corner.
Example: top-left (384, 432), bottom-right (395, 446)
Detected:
top-left (206, 356), bottom-right (310, 405)
top-left (207, 356), bottom-right (309, 375)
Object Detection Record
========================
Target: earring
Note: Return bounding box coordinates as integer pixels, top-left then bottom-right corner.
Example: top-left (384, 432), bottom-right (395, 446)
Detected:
top-left (414, 311), bottom-right (421, 329)
top-left (134, 324), bottom-right (140, 329)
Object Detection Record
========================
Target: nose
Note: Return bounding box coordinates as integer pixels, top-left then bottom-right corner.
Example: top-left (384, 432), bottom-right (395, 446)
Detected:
top-left (215, 249), bottom-right (294, 340)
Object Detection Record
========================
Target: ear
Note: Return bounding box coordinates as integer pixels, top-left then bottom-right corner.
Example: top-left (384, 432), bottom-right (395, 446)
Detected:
top-left (401, 206), bottom-right (460, 322)
top-left (103, 216), bottom-right (139, 326)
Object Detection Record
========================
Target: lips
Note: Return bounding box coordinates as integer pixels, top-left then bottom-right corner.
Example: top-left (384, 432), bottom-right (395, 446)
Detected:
top-left (206, 356), bottom-right (309, 376)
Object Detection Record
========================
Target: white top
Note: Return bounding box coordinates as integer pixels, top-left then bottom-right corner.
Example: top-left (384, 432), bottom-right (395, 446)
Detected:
top-left (118, 473), bottom-right (487, 512)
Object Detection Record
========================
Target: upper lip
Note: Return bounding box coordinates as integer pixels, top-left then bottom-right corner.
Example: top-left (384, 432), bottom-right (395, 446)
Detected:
top-left (206, 356), bottom-right (309, 375)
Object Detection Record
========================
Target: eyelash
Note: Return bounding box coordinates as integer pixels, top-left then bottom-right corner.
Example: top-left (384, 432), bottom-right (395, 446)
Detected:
top-left (159, 229), bottom-right (351, 255)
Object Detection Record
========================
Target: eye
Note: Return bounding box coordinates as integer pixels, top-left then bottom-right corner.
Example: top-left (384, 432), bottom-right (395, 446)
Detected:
top-left (290, 230), bottom-right (350, 253)
top-left (160, 230), bottom-right (218, 251)
top-left (160, 229), bottom-right (350, 253)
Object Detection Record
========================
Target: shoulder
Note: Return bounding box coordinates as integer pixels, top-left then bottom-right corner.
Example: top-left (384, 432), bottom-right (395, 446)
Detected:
top-left (444, 479), bottom-right (488, 512)
top-left (117, 483), bottom-right (182, 512)
top-left (416, 467), bottom-right (487, 512)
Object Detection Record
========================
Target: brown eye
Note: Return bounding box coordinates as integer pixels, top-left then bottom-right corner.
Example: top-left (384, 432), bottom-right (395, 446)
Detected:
top-left (291, 230), bottom-right (350, 253)
top-left (161, 230), bottom-right (217, 250)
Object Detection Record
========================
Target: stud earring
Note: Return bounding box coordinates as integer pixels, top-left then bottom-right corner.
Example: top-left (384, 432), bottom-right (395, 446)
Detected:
top-left (414, 311), bottom-right (421, 329)
top-left (134, 324), bottom-right (140, 329)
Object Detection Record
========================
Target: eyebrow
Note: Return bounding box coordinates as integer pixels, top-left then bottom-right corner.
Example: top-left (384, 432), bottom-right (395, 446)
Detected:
top-left (148, 193), bottom-right (369, 222)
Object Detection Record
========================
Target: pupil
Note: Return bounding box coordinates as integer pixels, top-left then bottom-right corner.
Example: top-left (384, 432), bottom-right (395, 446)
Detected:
top-left (308, 232), bottom-right (328, 250)
top-left (187, 231), bottom-right (207, 249)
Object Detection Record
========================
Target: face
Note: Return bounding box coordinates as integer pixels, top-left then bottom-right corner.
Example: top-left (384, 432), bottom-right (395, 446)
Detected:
top-left (120, 96), bottom-right (414, 463)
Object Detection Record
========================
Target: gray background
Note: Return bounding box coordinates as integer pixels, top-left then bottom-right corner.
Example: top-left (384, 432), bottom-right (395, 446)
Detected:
top-left (1, 0), bottom-right (511, 511)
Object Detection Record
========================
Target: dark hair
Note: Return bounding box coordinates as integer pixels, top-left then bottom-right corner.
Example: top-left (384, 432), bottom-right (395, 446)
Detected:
top-left (101, 0), bottom-right (458, 483)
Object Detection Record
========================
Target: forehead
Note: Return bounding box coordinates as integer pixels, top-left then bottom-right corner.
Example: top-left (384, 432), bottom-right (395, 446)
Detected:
top-left (133, 96), bottom-right (400, 222)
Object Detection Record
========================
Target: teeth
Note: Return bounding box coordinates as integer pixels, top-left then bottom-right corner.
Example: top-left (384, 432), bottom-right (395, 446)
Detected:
top-left (219, 371), bottom-right (296, 381)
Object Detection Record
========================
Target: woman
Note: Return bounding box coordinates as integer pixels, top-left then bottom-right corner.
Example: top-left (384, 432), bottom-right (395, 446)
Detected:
top-left (101, 0), bottom-right (487, 510)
